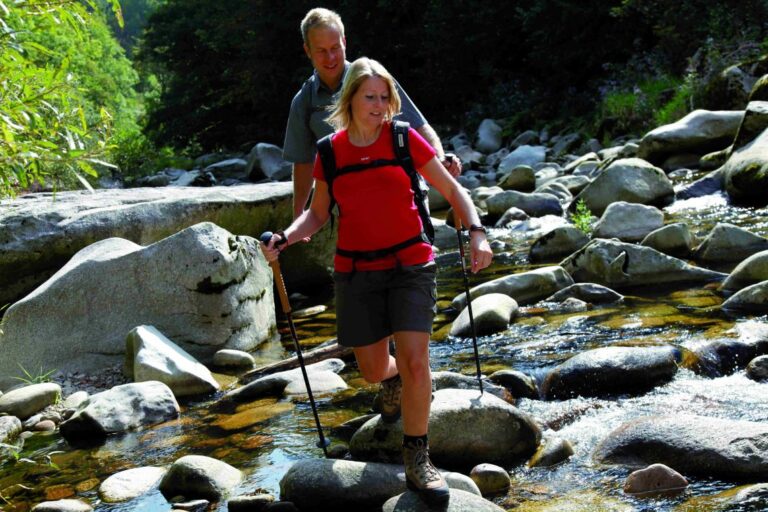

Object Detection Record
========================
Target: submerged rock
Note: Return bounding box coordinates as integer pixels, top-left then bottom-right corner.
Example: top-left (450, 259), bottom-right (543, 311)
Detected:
top-left (623, 463), bottom-right (688, 497)
top-left (541, 345), bottom-right (680, 399)
top-left (594, 414), bottom-right (768, 478)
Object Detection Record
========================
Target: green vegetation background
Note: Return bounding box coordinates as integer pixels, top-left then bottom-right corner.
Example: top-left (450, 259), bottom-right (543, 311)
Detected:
top-left (2, 0), bottom-right (768, 195)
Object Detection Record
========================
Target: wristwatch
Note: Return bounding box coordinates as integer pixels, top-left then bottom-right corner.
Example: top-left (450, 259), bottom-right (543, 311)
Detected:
top-left (469, 224), bottom-right (487, 234)
top-left (274, 230), bottom-right (289, 250)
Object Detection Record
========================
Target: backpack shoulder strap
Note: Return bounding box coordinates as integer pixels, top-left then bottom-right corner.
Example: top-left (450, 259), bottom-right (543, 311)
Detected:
top-left (390, 121), bottom-right (435, 244)
top-left (391, 120), bottom-right (413, 171)
top-left (316, 134), bottom-right (338, 219)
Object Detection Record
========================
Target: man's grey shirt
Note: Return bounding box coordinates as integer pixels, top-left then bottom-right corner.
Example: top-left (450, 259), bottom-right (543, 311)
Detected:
top-left (283, 62), bottom-right (428, 164)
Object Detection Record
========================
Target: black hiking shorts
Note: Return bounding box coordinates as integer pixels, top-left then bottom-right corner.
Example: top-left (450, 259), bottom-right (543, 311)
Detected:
top-left (333, 262), bottom-right (437, 348)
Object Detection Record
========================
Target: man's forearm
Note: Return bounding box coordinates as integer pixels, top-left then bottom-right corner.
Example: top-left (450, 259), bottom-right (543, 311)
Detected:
top-left (292, 162), bottom-right (314, 219)
top-left (416, 124), bottom-right (445, 159)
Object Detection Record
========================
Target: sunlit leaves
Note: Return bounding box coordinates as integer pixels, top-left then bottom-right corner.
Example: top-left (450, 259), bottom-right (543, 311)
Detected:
top-left (0, 0), bottom-right (124, 198)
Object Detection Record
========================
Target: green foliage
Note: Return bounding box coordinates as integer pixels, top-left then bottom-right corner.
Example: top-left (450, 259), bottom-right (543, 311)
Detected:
top-left (598, 75), bottom-right (683, 140)
top-left (571, 199), bottom-right (594, 235)
top-left (100, 0), bottom-right (160, 56)
top-left (0, 0), bottom-right (133, 198)
top-left (13, 363), bottom-right (57, 385)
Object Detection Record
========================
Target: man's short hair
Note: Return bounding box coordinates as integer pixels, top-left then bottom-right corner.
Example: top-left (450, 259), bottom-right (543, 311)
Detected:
top-left (301, 8), bottom-right (345, 46)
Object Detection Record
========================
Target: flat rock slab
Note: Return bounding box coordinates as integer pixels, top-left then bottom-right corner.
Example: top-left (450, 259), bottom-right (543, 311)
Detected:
top-left (594, 414), bottom-right (768, 479)
top-left (0, 184), bottom-right (335, 306)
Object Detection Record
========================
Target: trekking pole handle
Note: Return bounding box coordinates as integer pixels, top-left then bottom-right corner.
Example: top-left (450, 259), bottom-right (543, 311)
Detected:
top-left (260, 232), bottom-right (292, 314)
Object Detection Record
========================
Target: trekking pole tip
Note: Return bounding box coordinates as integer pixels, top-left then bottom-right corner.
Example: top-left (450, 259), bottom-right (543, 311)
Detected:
top-left (259, 232), bottom-right (274, 244)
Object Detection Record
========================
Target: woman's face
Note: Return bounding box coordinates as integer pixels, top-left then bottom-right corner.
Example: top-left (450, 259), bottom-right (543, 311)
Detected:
top-left (350, 76), bottom-right (390, 131)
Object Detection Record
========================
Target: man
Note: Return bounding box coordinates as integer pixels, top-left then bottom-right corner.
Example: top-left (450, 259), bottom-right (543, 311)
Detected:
top-left (283, 7), bottom-right (461, 219)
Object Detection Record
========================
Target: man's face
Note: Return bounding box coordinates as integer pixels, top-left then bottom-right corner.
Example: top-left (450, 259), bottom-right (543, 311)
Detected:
top-left (304, 25), bottom-right (346, 89)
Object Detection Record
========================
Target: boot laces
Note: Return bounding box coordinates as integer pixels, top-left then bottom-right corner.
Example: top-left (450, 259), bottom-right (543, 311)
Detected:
top-left (410, 439), bottom-right (441, 483)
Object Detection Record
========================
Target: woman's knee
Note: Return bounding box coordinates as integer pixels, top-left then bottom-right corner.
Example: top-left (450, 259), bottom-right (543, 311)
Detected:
top-left (398, 354), bottom-right (430, 383)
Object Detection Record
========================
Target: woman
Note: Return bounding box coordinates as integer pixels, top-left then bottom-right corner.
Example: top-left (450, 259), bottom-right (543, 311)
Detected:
top-left (262, 57), bottom-right (492, 506)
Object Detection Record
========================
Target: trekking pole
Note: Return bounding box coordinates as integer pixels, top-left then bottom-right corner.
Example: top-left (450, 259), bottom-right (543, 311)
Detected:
top-left (260, 232), bottom-right (330, 457)
top-left (453, 217), bottom-right (484, 395)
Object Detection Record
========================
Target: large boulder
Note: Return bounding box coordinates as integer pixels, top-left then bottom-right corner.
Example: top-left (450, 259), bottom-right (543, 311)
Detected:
top-left (59, 381), bottom-right (179, 443)
top-left (485, 190), bottom-right (563, 219)
top-left (279, 458), bottom-right (480, 511)
top-left (640, 223), bottom-right (695, 258)
top-left (722, 280), bottom-right (768, 313)
top-left (349, 389), bottom-right (541, 468)
top-left (383, 489), bottom-right (504, 512)
top-left (451, 266), bottom-right (574, 311)
top-left (0, 184), bottom-right (335, 307)
top-left (0, 223), bottom-right (274, 391)
top-left (721, 249), bottom-right (768, 292)
top-left (637, 109), bottom-right (743, 164)
top-left (591, 202), bottom-right (664, 242)
top-left (159, 455), bottom-right (242, 500)
top-left (497, 145), bottom-right (547, 172)
top-left (682, 320), bottom-right (768, 376)
top-left (530, 226), bottom-right (590, 263)
top-left (449, 294), bottom-right (518, 338)
top-left (476, 119), bottom-right (503, 153)
top-left (0, 383), bottom-right (61, 420)
top-left (723, 124), bottom-right (768, 204)
top-left (594, 414), bottom-right (768, 479)
top-left (571, 158), bottom-right (674, 216)
top-left (730, 100), bottom-right (768, 152)
top-left (541, 346), bottom-right (680, 399)
top-left (693, 222), bottom-right (768, 263)
top-left (561, 239), bottom-right (727, 289)
top-left (99, 466), bottom-right (167, 503)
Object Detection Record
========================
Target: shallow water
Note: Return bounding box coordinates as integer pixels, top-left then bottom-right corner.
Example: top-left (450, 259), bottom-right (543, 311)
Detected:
top-left (2, 190), bottom-right (768, 511)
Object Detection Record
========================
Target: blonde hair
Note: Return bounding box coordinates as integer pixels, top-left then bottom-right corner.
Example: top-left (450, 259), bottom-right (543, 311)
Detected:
top-left (327, 57), bottom-right (402, 131)
top-left (301, 8), bottom-right (345, 46)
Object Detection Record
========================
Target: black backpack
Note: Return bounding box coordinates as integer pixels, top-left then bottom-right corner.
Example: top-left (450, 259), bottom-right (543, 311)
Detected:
top-left (316, 120), bottom-right (435, 262)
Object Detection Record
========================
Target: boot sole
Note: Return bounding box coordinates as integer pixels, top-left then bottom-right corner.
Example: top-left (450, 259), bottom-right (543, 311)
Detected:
top-left (406, 476), bottom-right (450, 507)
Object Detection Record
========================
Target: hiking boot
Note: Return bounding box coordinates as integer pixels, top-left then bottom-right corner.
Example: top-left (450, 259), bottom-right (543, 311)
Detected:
top-left (403, 437), bottom-right (450, 507)
top-left (375, 374), bottom-right (402, 423)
